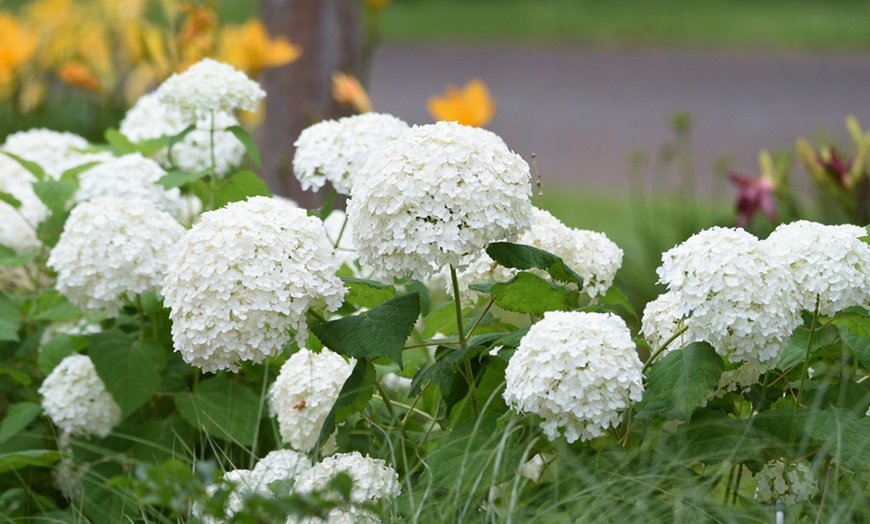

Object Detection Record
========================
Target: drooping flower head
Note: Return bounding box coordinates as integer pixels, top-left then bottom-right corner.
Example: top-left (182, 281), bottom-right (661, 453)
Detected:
top-left (268, 348), bottom-right (356, 452)
top-left (156, 58), bottom-right (265, 122)
top-left (764, 220), bottom-right (870, 316)
top-left (754, 458), bottom-right (818, 505)
top-left (75, 153), bottom-right (185, 218)
top-left (657, 227), bottom-right (800, 364)
top-left (47, 197), bottom-right (185, 316)
top-left (120, 92), bottom-right (246, 178)
top-left (292, 112), bottom-right (409, 194)
top-left (39, 354), bottom-right (122, 438)
top-left (162, 196), bottom-right (346, 373)
top-left (504, 311), bottom-right (644, 443)
top-left (348, 121), bottom-right (534, 280)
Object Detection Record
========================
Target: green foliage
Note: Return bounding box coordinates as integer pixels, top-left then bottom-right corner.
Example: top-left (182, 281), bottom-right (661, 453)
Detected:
top-left (636, 342), bottom-right (724, 421)
top-left (212, 169), bottom-right (272, 208)
top-left (312, 292), bottom-right (421, 367)
top-left (175, 376), bottom-right (262, 446)
top-left (89, 330), bottom-right (165, 418)
top-left (471, 271), bottom-right (571, 315)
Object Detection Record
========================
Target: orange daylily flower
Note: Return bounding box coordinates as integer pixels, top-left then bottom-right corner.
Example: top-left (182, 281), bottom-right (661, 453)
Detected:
top-left (0, 13), bottom-right (39, 93)
top-left (427, 78), bottom-right (496, 127)
top-left (178, 3), bottom-right (217, 47)
top-left (217, 20), bottom-right (301, 77)
top-left (58, 62), bottom-right (102, 91)
top-left (331, 71), bottom-right (371, 113)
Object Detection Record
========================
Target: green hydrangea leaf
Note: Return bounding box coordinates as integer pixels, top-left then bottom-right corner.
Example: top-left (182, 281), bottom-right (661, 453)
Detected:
top-left (311, 292), bottom-right (420, 368)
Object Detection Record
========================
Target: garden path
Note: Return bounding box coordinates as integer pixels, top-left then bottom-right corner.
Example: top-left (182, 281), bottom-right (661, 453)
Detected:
top-left (370, 43), bottom-right (870, 196)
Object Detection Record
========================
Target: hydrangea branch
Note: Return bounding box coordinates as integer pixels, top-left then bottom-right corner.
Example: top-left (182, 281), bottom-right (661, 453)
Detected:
top-left (451, 264), bottom-right (479, 416)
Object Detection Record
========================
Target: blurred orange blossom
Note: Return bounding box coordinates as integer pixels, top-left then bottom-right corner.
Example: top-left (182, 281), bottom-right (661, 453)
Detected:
top-left (331, 71), bottom-right (371, 113)
top-left (427, 78), bottom-right (496, 127)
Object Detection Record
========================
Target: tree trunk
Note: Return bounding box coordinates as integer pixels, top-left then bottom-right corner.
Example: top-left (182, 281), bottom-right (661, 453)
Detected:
top-left (258, 0), bottom-right (360, 207)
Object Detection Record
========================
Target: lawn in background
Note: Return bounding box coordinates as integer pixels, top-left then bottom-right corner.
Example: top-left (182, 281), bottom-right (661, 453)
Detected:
top-left (380, 0), bottom-right (870, 49)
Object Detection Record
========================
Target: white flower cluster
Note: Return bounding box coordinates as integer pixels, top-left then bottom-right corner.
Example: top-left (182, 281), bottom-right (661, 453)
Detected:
top-left (754, 458), bottom-right (818, 504)
top-left (657, 227), bottom-right (800, 364)
top-left (268, 348), bottom-right (356, 452)
top-left (293, 112), bottom-right (409, 194)
top-left (503, 311), bottom-right (644, 442)
top-left (766, 220), bottom-right (870, 316)
top-left (203, 449), bottom-right (312, 523)
top-left (156, 58), bottom-right (265, 121)
top-left (348, 121), bottom-right (534, 280)
top-left (39, 354), bottom-right (122, 438)
top-left (120, 92), bottom-right (245, 178)
top-left (48, 197), bottom-right (185, 316)
top-left (2, 128), bottom-right (91, 179)
top-left (701, 361), bottom-right (770, 406)
top-left (456, 208), bottom-right (623, 300)
top-left (75, 153), bottom-right (185, 218)
top-left (163, 197), bottom-right (346, 373)
top-left (295, 451), bottom-right (401, 505)
top-left (0, 170), bottom-right (46, 253)
top-left (641, 291), bottom-right (691, 352)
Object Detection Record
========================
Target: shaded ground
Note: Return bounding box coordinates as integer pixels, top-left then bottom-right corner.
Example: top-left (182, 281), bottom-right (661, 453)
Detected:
top-left (370, 43), bottom-right (870, 196)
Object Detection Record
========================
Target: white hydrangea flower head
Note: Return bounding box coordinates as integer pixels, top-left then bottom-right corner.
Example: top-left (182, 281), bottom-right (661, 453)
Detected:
top-left (120, 92), bottom-right (245, 178)
top-left (347, 121), bottom-right (534, 281)
top-left (504, 311), bottom-right (644, 443)
top-left (251, 449), bottom-right (312, 490)
top-left (286, 508), bottom-right (380, 524)
top-left (754, 458), bottom-right (818, 505)
top-left (295, 452), bottom-right (401, 505)
top-left (39, 318), bottom-right (102, 351)
top-left (0, 178), bottom-right (46, 253)
top-left (293, 112), bottom-right (410, 194)
top-left (521, 208), bottom-right (623, 297)
top-left (454, 208), bottom-right (622, 301)
top-left (657, 227), bottom-right (800, 364)
top-left (765, 220), bottom-right (870, 316)
top-left (75, 153), bottom-right (185, 218)
top-left (269, 348), bottom-right (355, 452)
top-left (47, 197), bottom-right (185, 316)
top-left (701, 361), bottom-right (770, 407)
top-left (156, 58), bottom-right (265, 121)
top-left (2, 128), bottom-right (90, 179)
top-left (641, 291), bottom-right (693, 352)
top-left (39, 354), bottom-right (122, 438)
top-left (163, 197), bottom-right (346, 373)
top-left (202, 450), bottom-right (313, 524)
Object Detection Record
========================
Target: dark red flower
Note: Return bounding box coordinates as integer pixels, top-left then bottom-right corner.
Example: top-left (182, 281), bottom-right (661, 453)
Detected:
top-left (819, 148), bottom-right (854, 189)
top-left (729, 172), bottom-right (777, 228)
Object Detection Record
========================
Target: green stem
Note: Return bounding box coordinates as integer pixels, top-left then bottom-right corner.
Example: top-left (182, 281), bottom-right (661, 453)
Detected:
top-left (374, 380), bottom-right (407, 441)
top-left (450, 264), bottom-right (479, 416)
top-left (249, 360), bottom-right (269, 468)
top-left (642, 325), bottom-right (689, 374)
top-left (401, 382), bottom-right (431, 425)
top-left (796, 296), bottom-right (821, 407)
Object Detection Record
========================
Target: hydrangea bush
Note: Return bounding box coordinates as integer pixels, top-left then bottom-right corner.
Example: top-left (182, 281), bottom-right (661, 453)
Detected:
top-left (3, 56), bottom-right (870, 523)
